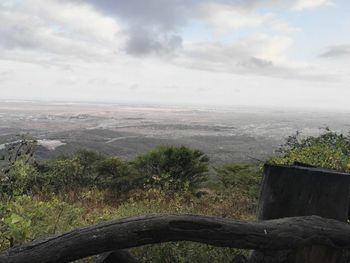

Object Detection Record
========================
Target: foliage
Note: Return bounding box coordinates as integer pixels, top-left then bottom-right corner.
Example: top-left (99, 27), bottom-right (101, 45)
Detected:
top-left (2, 135), bottom-right (37, 167)
top-left (132, 242), bottom-right (245, 263)
top-left (94, 156), bottom-right (142, 196)
top-left (0, 196), bottom-right (84, 249)
top-left (271, 130), bottom-right (350, 171)
top-left (35, 149), bottom-right (142, 196)
top-left (0, 143), bottom-right (259, 262)
top-left (4, 160), bottom-right (40, 196)
top-left (35, 149), bottom-right (104, 193)
top-left (134, 145), bottom-right (209, 191)
top-left (215, 163), bottom-right (261, 198)
top-left (0, 136), bottom-right (37, 198)
top-left (37, 157), bottom-right (90, 193)
top-left (0, 188), bottom-right (255, 262)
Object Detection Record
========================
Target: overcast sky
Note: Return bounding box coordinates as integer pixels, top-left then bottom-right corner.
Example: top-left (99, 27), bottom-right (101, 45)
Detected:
top-left (0, 0), bottom-right (349, 109)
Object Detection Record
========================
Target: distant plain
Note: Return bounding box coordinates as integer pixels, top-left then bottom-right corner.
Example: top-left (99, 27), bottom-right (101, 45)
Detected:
top-left (1, 101), bottom-right (350, 165)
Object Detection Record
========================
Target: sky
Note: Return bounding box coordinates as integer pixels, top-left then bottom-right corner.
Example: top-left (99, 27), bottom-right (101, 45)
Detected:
top-left (0, 0), bottom-right (349, 109)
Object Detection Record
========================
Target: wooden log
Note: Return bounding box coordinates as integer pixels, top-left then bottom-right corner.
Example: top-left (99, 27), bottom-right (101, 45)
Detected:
top-left (254, 163), bottom-right (350, 263)
top-left (1, 214), bottom-right (350, 263)
top-left (94, 250), bottom-right (139, 263)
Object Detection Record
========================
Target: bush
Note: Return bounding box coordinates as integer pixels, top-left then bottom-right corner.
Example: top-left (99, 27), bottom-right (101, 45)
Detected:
top-left (1, 160), bottom-right (40, 197)
top-left (271, 130), bottom-right (350, 171)
top-left (36, 157), bottom-right (91, 193)
top-left (0, 196), bottom-right (84, 249)
top-left (36, 150), bottom-right (141, 196)
top-left (133, 145), bottom-right (209, 191)
top-left (94, 156), bottom-right (142, 195)
top-left (215, 163), bottom-right (261, 198)
top-left (0, 136), bottom-right (38, 197)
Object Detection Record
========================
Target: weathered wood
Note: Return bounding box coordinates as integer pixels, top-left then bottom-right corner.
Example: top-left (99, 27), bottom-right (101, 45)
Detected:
top-left (1, 214), bottom-right (350, 263)
top-left (258, 164), bottom-right (350, 220)
top-left (254, 163), bottom-right (350, 263)
top-left (94, 250), bottom-right (139, 263)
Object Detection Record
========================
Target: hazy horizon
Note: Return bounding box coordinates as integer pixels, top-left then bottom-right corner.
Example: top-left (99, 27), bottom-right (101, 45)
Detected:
top-left (2, 98), bottom-right (350, 113)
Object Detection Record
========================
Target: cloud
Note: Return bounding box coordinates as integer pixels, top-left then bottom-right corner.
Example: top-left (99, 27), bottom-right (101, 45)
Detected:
top-left (70, 1), bottom-right (296, 58)
top-left (0, 0), bottom-right (341, 87)
top-left (175, 34), bottom-right (296, 76)
top-left (79, 0), bottom-right (195, 30)
top-left (125, 26), bottom-right (182, 56)
top-left (75, 0), bottom-right (194, 56)
top-left (236, 0), bottom-right (334, 10)
top-left (78, 0), bottom-right (305, 56)
top-left (292, 0), bottom-right (334, 10)
top-left (320, 44), bottom-right (350, 58)
top-left (199, 3), bottom-right (271, 34)
top-left (0, 0), bottom-right (125, 62)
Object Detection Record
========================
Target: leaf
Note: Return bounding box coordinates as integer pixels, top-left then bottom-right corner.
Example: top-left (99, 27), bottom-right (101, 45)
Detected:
top-left (10, 213), bottom-right (23, 224)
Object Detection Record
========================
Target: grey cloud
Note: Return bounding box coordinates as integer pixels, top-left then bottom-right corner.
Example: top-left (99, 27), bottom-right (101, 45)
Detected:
top-left (239, 57), bottom-right (273, 69)
top-left (0, 70), bottom-right (11, 82)
top-left (320, 44), bottom-right (350, 58)
top-left (40, 0), bottom-right (307, 57)
top-left (176, 42), bottom-right (332, 81)
top-left (0, 70), bottom-right (11, 76)
top-left (129, 84), bottom-right (139, 90)
top-left (0, 2), bottom-right (122, 63)
top-left (78, 0), bottom-right (190, 56)
top-left (79, 0), bottom-right (198, 29)
top-left (126, 26), bottom-right (182, 56)
top-left (0, 22), bottom-right (39, 50)
top-left (77, 0), bottom-right (277, 56)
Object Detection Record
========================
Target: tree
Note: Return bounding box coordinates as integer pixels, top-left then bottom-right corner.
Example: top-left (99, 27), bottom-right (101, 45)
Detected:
top-left (133, 145), bottom-right (209, 191)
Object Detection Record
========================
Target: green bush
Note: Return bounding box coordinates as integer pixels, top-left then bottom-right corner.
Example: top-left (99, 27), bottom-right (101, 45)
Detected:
top-left (1, 145), bottom-right (258, 262)
top-left (0, 196), bottom-right (84, 249)
top-left (271, 130), bottom-right (350, 171)
top-left (133, 145), bottom-right (209, 191)
top-left (2, 160), bottom-right (40, 197)
top-left (215, 163), bottom-right (261, 198)
top-left (36, 150), bottom-right (141, 196)
top-left (37, 157), bottom-right (91, 193)
top-left (95, 156), bottom-right (142, 195)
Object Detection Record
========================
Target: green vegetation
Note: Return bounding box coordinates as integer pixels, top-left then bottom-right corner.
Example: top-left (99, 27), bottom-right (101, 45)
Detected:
top-left (1, 130), bottom-right (348, 262)
top-left (215, 163), bottom-right (261, 198)
top-left (271, 130), bottom-right (350, 172)
top-left (133, 145), bottom-right (209, 191)
top-left (0, 142), bottom-right (256, 262)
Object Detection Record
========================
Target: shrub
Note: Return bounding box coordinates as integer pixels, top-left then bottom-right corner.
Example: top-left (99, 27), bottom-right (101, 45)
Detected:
top-left (0, 196), bottom-right (84, 249)
top-left (94, 156), bottom-right (142, 195)
top-left (215, 163), bottom-right (261, 198)
top-left (36, 157), bottom-right (90, 193)
top-left (271, 130), bottom-right (350, 171)
top-left (36, 150), bottom-right (139, 195)
top-left (133, 145), bottom-right (209, 191)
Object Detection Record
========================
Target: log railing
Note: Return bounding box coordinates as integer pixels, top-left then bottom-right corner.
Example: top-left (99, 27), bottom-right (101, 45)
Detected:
top-left (1, 214), bottom-right (350, 263)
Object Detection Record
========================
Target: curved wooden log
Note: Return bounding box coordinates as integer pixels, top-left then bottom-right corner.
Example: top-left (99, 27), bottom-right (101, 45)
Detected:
top-left (94, 250), bottom-right (139, 263)
top-left (1, 214), bottom-right (350, 263)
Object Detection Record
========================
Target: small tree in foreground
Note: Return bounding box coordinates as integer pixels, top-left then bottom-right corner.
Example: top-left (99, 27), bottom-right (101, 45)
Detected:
top-left (134, 145), bottom-right (209, 191)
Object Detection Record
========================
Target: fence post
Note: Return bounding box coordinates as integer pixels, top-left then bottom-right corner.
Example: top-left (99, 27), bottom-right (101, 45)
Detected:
top-left (252, 163), bottom-right (350, 263)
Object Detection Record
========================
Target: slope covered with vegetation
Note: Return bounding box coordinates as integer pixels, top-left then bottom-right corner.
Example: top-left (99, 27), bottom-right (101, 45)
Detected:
top-left (1, 130), bottom-right (349, 262)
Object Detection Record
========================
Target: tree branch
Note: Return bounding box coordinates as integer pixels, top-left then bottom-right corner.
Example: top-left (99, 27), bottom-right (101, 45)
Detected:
top-left (1, 214), bottom-right (350, 263)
